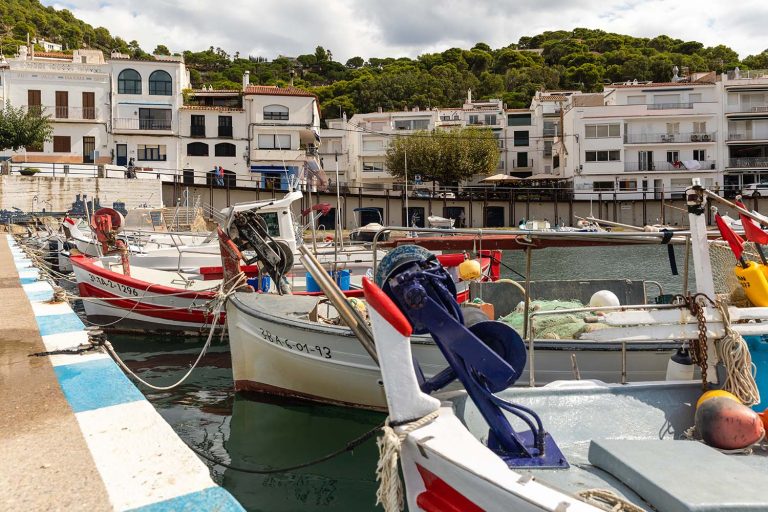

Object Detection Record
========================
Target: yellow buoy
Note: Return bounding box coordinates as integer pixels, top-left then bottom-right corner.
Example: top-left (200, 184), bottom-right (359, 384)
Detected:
top-left (696, 389), bottom-right (741, 409)
top-left (459, 259), bottom-right (482, 281)
top-left (734, 261), bottom-right (768, 307)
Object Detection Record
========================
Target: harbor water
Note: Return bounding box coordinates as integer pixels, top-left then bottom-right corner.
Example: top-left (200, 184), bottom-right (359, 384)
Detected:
top-left (102, 244), bottom-right (692, 511)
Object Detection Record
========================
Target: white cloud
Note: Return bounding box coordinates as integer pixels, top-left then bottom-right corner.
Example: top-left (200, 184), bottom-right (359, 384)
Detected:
top-left (44, 0), bottom-right (768, 62)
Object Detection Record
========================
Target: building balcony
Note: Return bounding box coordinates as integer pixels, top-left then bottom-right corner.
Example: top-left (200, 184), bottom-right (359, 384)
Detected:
top-left (512, 160), bottom-right (535, 170)
top-left (726, 105), bottom-right (768, 114)
top-left (30, 106), bottom-right (100, 121)
top-left (113, 118), bottom-right (172, 131)
top-left (190, 126), bottom-right (206, 137)
top-left (727, 131), bottom-right (768, 142)
top-left (623, 132), bottom-right (715, 144)
top-left (646, 103), bottom-right (693, 110)
top-left (727, 157), bottom-right (768, 169)
top-left (251, 148), bottom-right (305, 161)
top-left (624, 160), bottom-right (715, 172)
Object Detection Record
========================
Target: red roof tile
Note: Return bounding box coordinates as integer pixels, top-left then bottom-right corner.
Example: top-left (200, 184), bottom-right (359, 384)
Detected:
top-left (33, 51), bottom-right (72, 60)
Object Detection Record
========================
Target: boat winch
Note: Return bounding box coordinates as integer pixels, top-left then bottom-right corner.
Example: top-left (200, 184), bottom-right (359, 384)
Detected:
top-left (230, 210), bottom-right (294, 294)
top-left (378, 245), bottom-right (569, 469)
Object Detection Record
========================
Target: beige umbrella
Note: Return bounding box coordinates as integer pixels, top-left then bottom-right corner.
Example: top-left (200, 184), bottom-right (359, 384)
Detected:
top-left (524, 173), bottom-right (565, 180)
top-left (480, 173), bottom-right (521, 183)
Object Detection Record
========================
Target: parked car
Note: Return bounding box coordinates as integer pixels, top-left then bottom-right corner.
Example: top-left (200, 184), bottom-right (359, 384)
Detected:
top-left (434, 190), bottom-right (456, 199)
top-left (741, 182), bottom-right (768, 197)
top-left (411, 188), bottom-right (432, 198)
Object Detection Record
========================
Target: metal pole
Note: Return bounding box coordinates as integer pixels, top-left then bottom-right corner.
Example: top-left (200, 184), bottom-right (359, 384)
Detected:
top-left (682, 234), bottom-right (691, 294)
top-left (404, 148), bottom-right (409, 225)
top-left (523, 246), bottom-right (534, 387)
top-left (621, 341), bottom-right (627, 384)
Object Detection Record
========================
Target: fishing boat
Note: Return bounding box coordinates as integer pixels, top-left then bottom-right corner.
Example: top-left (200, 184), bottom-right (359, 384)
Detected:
top-left (363, 183), bottom-right (768, 512)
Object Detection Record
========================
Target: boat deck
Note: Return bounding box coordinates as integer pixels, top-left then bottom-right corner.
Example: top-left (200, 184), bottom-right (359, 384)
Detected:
top-left (447, 381), bottom-right (768, 511)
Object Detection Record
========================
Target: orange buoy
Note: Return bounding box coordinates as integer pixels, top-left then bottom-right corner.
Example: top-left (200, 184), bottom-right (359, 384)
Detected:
top-left (695, 397), bottom-right (764, 450)
top-left (759, 410), bottom-right (768, 432)
top-left (696, 389), bottom-right (741, 410)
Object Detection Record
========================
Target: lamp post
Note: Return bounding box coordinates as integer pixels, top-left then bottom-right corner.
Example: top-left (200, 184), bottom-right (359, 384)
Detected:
top-left (404, 148), bottom-right (409, 226)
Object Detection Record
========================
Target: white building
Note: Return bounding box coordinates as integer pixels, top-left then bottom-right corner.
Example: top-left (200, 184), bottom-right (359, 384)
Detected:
top-left (108, 53), bottom-right (189, 177)
top-left (722, 68), bottom-right (768, 194)
top-left (558, 74), bottom-right (721, 199)
top-left (0, 47), bottom-right (111, 166)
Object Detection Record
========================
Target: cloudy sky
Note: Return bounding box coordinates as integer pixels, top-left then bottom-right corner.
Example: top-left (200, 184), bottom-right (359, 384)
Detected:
top-left (45, 0), bottom-right (768, 62)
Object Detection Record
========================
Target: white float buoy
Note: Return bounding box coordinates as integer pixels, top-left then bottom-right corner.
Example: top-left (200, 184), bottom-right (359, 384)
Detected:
top-left (589, 290), bottom-right (620, 308)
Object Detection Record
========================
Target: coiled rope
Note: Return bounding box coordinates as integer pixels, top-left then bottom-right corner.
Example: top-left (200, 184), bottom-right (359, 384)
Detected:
top-left (375, 410), bottom-right (440, 512)
top-left (716, 300), bottom-right (761, 406)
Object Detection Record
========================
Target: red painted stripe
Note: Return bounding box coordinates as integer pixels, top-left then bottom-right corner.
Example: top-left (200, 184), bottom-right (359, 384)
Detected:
top-left (415, 464), bottom-right (484, 512)
top-left (70, 255), bottom-right (218, 300)
top-left (361, 277), bottom-right (412, 337)
top-left (78, 282), bottom-right (224, 325)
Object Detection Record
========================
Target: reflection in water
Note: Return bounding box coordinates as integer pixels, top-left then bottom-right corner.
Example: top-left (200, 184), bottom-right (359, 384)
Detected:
top-left (108, 335), bottom-right (383, 512)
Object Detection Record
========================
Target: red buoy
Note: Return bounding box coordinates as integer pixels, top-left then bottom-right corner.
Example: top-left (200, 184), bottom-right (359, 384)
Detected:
top-left (695, 397), bottom-right (765, 450)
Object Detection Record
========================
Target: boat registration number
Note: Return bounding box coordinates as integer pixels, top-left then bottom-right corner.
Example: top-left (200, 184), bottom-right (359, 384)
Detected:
top-left (89, 273), bottom-right (140, 297)
top-left (259, 327), bottom-right (332, 359)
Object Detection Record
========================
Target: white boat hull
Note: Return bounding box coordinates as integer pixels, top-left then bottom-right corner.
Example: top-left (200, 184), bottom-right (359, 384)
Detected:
top-left (227, 293), bottom-right (677, 410)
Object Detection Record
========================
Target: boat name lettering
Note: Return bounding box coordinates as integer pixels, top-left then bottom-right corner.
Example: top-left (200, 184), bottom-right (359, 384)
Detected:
top-left (258, 327), bottom-right (332, 359)
top-left (89, 273), bottom-right (140, 296)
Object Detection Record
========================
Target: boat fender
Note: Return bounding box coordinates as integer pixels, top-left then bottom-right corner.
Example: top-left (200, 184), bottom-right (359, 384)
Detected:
top-left (696, 389), bottom-right (740, 409)
top-left (695, 396), bottom-right (764, 450)
top-left (665, 347), bottom-right (695, 381)
top-left (589, 290), bottom-right (620, 308)
top-left (459, 259), bottom-right (482, 281)
top-left (734, 261), bottom-right (768, 307)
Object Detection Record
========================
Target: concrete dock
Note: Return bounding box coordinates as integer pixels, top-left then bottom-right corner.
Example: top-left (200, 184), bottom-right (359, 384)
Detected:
top-left (0, 235), bottom-right (244, 511)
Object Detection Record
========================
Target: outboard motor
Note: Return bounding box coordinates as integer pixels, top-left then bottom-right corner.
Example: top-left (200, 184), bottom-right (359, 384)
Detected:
top-left (376, 245), bottom-right (568, 469)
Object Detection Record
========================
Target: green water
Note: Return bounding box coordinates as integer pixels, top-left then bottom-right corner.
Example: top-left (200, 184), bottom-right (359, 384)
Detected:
top-left (106, 244), bottom-right (692, 511)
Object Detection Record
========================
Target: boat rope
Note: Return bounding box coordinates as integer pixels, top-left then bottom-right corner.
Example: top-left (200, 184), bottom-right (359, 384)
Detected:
top-left (715, 300), bottom-right (761, 406)
top-left (103, 272), bottom-right (246, 391)
top-left (376, 410), bottom-right (440, 512)
top-left (576, 488), bottom-right (644, 512)
top-left (29, 329), bottom-right (107, 357)
top-left (186, 420), bottom-right (384, 474)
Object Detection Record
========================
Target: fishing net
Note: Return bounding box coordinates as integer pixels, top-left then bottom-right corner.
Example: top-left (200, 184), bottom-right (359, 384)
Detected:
top-left (499, 299), bottom-right (609, 340)
top-left (708, 241), bottom-right (761, 305)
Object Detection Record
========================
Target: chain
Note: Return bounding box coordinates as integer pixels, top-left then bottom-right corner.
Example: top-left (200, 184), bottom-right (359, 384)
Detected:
top-left (678, 293), bottom-right (714, 390)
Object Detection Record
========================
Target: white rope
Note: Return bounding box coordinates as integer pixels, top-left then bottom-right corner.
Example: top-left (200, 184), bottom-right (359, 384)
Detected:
top-left (716, 301), bottom-right (761, 406)
top-left (375, 410), bottom-right (440, 512)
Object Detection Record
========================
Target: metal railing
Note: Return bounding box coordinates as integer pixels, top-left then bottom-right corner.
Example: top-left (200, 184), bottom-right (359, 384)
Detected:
top-left (624, 132), bottom-right (715, 144)
top-left (28, 105), bottom-right (99, 120)
top-left (647, 103), bottom-right (693, 110)
top-left (727, 157), bottom-right (768, 168)
top-left (624, 160), bottom-right (715, 172)
top-left (727, 131), bottom-right (768, 141)
top-left (113, 118), bottom-right (172, 131)
top-left (725, 105), bottom-right (768, 114)
top-left (727, 69), bottom-right (768, 80)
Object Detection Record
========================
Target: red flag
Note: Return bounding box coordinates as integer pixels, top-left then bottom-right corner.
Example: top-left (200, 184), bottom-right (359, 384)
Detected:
top-left (715, 213), bottom-right (745, 261)
top-left (735, 200), bottom-right (768, 245)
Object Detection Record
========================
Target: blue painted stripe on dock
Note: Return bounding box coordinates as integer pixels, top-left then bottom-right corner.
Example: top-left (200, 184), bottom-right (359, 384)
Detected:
top-left (26, 289), bottom-right (54, 302)
top-left (54, 358), bottom-right (145, 413)
top-left (35, 312), bottom-right (85, 336)
top-left (20, 276), bottom-right (39, 284)
top-left (126, 487), bottom-right (245, 512)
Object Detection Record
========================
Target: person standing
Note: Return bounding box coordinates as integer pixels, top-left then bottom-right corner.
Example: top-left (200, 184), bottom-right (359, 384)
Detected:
top-left (217, 165), bottom-right (225, 186)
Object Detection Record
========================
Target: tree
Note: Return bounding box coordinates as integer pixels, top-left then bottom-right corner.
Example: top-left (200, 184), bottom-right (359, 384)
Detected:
top-left (385, 128), bottom-right (499, 185)
top-left (153, 44), bottom-right (170, 56)
top-left (0, 102), bottom-right (53, 151)
top-left (345, 56), bottom-right (364, 68)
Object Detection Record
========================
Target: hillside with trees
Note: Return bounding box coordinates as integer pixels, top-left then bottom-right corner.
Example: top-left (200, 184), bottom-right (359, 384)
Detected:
top-left (4, 1), bottom-right (768, 121)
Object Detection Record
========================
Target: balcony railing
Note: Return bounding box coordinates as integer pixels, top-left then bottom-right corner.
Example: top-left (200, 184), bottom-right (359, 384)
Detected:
top-left (647, 103), bottom-right (693, 110)
top-left (543, 129), bottom-right (557, 137)
top-left (624, 160), bottom-right (715, 172)
top-left (727, 69), bottom-right (768, 80)
top-left (513, 159), bottom-right (534, 169)
top-left (218, 125), bottom-right (233, 138)
top-left (726, 105), bottom-right (768, 114)
top-left (728, 157), bottom-right (768, 168)
top-left (29, 105), bottom-right (99, 120)
top-left (190, 125), bottom-right (206, 137)
top-left (113, 118), bottom-right (172, 131)
top-left (727, 131), bottom-right (768, 141)
top-left (623, 132), bottom-right (715, 144)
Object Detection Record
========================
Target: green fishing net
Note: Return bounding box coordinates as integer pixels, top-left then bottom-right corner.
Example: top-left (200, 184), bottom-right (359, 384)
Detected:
top-left (499, 299), bottom-right (609, 339)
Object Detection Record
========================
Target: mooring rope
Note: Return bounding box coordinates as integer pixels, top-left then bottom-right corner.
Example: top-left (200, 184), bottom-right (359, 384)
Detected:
top-left (716, 300), bottom-right (761, 406)
top-left (576, 488), bottom-right (645, 512)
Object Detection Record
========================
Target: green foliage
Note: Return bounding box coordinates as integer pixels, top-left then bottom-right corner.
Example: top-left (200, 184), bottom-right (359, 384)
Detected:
top-left (153, 44), bottom-right (171, 56)
top-left (385, 128), bottom-right (499, 185)
top-left (0, 101), bottom-right (53, 151)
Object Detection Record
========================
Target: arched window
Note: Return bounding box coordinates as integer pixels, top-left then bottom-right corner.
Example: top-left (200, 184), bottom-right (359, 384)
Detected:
top-left (149, 70), bottom-right (173, 96)
top-left (215, 142), bottom-right (236, 157)
top-left (187, 142), bottom-right (209, 156)
top-left (263, 104), bottom-right (289, 121)
top-left (118, 69), bottom-right (142, 94)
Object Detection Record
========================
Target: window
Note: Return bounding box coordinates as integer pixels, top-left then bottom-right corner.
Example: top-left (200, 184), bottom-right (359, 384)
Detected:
top-left (258, 134), bottom-right (291, 149)
top-left (263, 104), bottom-right (289, 120)
top-left (666, 122), bottom-right (680, 135)
top-left (363, 162), bottom-right (385, 172)
top-left (187, 142), bottom-right (209, 156)
top-left (593, 181), bottom-right (614, 191)
top-left (627, 95), bottom-right (645, 105)
top-left (215, 142), bottom-right (236, 157)
top-left (138, 144), bottom-right (167, 161)
top-left (618, 180), bottom-right (637, 191)
top-left (693, 149), bottom-right (706, 161)
top-left (543, 120), bottom-right (557, 137)
top-left (513, 131), bottom-right (529, 147)
top-left (82, 92), bottom-right (95, 119)
top-left (693, 121), bottom-right (707, 134)
top-left (516, 152), bottom-right (529, 168)
top-left (148, 70), bottom-right (172, 95)
top-left (468, 115), bottom-right (480, 125)
top-left (218, 116), bottom-right (233, 137)
top-left (138, 108), bottom-right (171, 130)
top-left (53, 136), bottom-right (71, 152)
top-left (507, 114), bottom-right (531, 126)
top-left (544, 140), bottom-right (553, 156)
top-left (654, 94), bottom-right (680, 104)
top-left (585, 150), bottom-right (621, 162)
top-left (666, 151), bottom-right (680, 163)
top-left (27, 90), bottom-right (41, 115)
top-left (191, 115), bottom-right (206, 137)
top-left (394, 119), bottom-right (429, 130)
top-left (118, 69), bottom-right (142, 94)
top-left (363, 139), bottom-right (384, 151)
top-left (82, 137), bottom-right (95, 164)
top-left (484, 114), bottom-right (497, 125)
top-left (370, 122), bottom-right (385, 131)
top-left (495, 133), bottom-right (504, 149)
top-left (55, 91), bottom-right (68, 119)
top-left (585, 124), bottom-right (620, 138)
